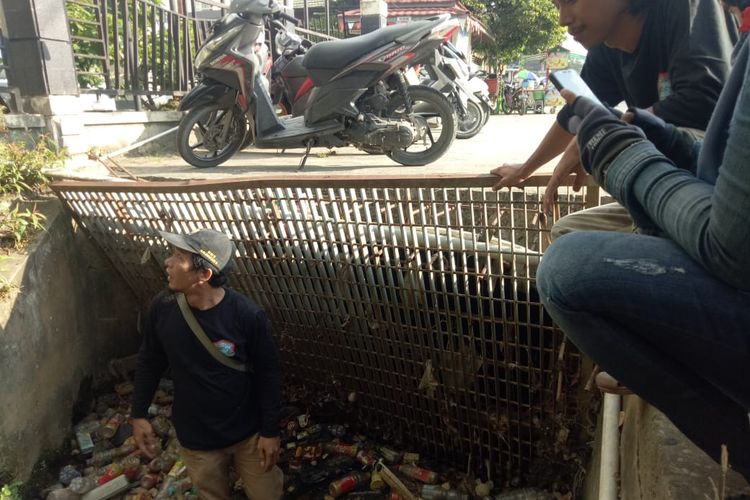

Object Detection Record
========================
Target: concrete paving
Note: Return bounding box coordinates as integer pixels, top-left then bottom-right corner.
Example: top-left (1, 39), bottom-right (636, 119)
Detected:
top-left (55, 113), bottom-right (559, 181)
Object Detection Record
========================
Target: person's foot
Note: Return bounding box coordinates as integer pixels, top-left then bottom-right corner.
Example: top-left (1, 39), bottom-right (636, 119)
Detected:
top-left (595, 371), bottom-right (633, 395)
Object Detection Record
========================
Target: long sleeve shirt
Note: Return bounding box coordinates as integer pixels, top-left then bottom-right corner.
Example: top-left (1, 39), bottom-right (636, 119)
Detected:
top-left (132, 288), bottom-right (282, 450)
top-left (581, 0), bottom-right (733, 130)
top-left (602, 39), bottom-right (750, 290)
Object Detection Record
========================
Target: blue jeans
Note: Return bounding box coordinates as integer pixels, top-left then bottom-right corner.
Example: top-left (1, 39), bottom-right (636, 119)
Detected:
top-left (536, 231), bottom-right (750, 478)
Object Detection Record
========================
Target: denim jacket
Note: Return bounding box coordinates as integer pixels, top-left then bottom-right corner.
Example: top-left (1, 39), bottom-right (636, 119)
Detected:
top-left (602, 39), bottom-right (750, 290)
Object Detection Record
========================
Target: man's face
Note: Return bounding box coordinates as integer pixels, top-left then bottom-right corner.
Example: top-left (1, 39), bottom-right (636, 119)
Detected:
top-left (552, 0), bottom-right (630, 48)
top-left (164, 248), bottom-right (201, 292)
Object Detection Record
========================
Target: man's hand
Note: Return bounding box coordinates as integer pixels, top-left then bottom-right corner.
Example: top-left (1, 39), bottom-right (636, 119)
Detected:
top-left (258, 436), bottom-right (281, 472)
top-left (542, 141), bottom-right (588, 215)
top-left (131, 418), bottom-right (159, 459)
top-left (490, 163), bottom-right (530, 190)
top-left (559, 89), bottom-right (645, 183)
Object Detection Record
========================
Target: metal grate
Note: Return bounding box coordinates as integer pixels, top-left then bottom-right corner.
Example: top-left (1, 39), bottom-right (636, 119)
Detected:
top-left (53, 174), bottom-right (599, 487)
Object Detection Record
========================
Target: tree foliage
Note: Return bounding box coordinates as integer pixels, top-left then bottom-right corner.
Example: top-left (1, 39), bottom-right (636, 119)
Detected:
top-left (471, 0), bottom-right (566, 68)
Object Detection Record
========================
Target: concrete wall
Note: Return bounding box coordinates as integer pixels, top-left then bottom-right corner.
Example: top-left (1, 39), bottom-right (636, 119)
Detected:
top-left (584, 395), bottom-right (750, 499)
top-left (0, 200), bottom-right (141, 482)
top-left (2, 110), bottom-right (180, 157)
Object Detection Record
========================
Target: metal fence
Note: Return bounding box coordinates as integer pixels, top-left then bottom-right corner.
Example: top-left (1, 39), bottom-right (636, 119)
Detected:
top-left (64, 0), bottom-right (344, 99)
top-left (65, 0), bottom-right (223, 97)
top-left (52, 174), bottom-right (599, 491)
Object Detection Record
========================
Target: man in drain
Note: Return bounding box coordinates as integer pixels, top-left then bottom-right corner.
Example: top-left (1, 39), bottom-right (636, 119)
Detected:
top-left (131, 228), bottom-right (283, 500)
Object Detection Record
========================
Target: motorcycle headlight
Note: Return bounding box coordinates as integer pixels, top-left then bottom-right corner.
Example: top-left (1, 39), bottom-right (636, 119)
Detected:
top-left (195, 24), bottom-right (245, 68)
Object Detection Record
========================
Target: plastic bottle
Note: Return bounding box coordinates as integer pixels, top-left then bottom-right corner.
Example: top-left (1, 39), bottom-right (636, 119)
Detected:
top-left (76, 431), bottom-right (95, 455)
top-left (87, 442), bottom-right (136, 466)
top-left (46, 488), bottom-right (79, 500)
top-left (397, 464), bottom-right (438, 484)
top-left (421, 484), bottom-right (469, 500)
top-left (97, 462), bottom-right (124, 485)
top-left (69, 476), bottom-right (97, 495)
top-left (98, 413), bottom-right (125, 439)
top-left (324, 442), bottom-right (358, 457)
top-left (493, 488), bottom-right (552, 500)
top-left (329, 472), bottom-right (371, 497)
top-left (369, 469), bottom-right (385, 490)
top-left (58, 465), bottom-right (81, 487)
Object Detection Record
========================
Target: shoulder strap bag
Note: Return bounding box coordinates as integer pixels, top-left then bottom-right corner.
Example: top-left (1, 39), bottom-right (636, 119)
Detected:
top-left (176, 292), bottom-right (248, 372)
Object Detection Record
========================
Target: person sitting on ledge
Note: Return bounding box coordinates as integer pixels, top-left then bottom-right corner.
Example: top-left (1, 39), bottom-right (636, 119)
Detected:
top-left (535, 36), bottom-right (750, 479)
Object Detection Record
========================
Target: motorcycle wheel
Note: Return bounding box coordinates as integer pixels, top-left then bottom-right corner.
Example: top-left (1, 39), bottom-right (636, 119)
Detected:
top-left (519, 98), bottom-right (527, 115)
top-left (177, 105), bottom-right (246, 168)
top-left (385, 86), bottom-right (456, 167)
top-left (501, 98), bottom-right (512, 114)
top-left (456, 100), bottom-right (484, 140)
top-left (480, 102), bottom-right (491, 127)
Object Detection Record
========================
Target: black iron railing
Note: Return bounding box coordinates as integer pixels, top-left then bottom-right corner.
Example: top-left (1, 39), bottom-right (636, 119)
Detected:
top-left (65, 0), bottom-right (346, 100)
top-left (65, 0), bottom-right (222, 96)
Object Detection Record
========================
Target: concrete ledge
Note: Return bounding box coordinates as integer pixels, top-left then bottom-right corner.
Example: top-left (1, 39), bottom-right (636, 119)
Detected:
top-left (80, 110), bottom-right (182, 126)
top-left (3, 113), bottom-right (47, 129)
top-left (619, 396), bottom-right (750, 499)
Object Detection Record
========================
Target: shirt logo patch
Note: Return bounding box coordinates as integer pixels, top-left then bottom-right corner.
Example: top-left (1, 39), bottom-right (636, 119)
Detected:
top-left (657, 72), bottom-right (671, 101)
top-left (214, 339), bottom-right (237, 357)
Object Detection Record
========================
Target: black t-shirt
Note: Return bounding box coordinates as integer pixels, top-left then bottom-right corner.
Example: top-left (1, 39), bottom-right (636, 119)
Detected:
top-left (581, 0), bottom-right (733, 130)
top-left (132, 289), bottom-right (281, 450)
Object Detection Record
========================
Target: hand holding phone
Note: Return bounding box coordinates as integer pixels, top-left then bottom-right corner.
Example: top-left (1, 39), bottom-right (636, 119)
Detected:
top-left (550, 69), bottom-right (602, 106)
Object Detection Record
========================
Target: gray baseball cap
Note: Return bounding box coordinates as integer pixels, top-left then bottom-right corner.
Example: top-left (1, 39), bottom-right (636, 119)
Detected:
top-left (159, 228), bottom-right (233, 273)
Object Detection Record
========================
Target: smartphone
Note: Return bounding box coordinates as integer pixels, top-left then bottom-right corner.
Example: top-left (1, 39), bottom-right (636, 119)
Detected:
top-left (550, 69), bottom-right (602, 105)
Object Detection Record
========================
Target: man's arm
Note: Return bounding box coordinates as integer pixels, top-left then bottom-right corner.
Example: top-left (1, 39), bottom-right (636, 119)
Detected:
top-left (251, 309), bottom-right (282, 470)
top-left (131, 297), bottom-right (169, 457)
top-left (491, 121), bottom-right (573, 190)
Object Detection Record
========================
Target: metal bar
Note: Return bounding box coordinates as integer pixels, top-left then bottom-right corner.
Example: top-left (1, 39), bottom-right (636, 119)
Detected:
top-left (121, 0), bottom-right (130, 88)
top-left (150, 4), bottom-right (157, 92)
top-left (159, 8), bottom-right (166, 91)
top-left (113, 0), bottom-right (120, 89)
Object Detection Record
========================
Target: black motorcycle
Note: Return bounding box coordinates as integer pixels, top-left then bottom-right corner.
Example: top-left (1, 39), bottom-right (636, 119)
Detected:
top-left (177, 0), bottom-right (458, 168)
top-left (501, 81), bottom-right (532, 115)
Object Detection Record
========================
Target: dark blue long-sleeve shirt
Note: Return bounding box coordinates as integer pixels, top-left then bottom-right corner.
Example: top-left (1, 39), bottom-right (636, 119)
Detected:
top-left (132, 288), bottom-right (281, 450)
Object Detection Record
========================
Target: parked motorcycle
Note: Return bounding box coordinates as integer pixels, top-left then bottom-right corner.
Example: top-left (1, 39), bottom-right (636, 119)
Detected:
top-left (177, 0), bottom-right (458, 168)
top-left (267, 20), bottom-right (313, 117)
top-left (501, 81), bottom-right (532, 115)
top-left (418, 42), bottom-right (491, 139)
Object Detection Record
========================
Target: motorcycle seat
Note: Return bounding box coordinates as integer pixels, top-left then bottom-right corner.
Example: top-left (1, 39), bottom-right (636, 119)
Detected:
top-left (302, 19), bottom-right (436, 71)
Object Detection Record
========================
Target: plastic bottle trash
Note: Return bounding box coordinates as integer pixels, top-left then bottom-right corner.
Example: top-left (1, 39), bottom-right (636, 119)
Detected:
top-left (377, 446), bottom-right (402, 464)
top-left (397, 464), bottom-right (438, 484)
top-left (421, 484), bottom-right (469, 500)
top-left (97, 462), bottom-right (123, 485)
top-left (69, 476), bottom-right (98, 495)
top-left (81, 475), bottom-right (131, 500)
top-left (58, 465), bottom-right (81, 487)
top-left (328, 472), bottom-right (371, 498)
top-left (494, 488), bottom-right (553, 500)
top-left (46, 488), bottom-right (79, 500)
top-left (324, 442), bottom-right (358, 457)
top-left (87, 442), bottom-right (136, 466)
top-left (98, 413), bottom-right (125, 440)
top-left (76, 431), bottom-right (95, 455)
top-left (370, 469), bottom-right (385, 491)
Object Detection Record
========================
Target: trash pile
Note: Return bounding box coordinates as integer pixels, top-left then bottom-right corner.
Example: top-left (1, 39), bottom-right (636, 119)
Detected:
top-left (41, 377), bottom-right (562, 500)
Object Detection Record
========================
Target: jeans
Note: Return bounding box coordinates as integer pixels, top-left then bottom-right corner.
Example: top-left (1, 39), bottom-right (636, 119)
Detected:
top-left (536, 230), bottom-right (750, 479)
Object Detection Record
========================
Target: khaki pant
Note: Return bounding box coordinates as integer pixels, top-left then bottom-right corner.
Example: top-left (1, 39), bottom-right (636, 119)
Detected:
top-left (180, 433), bottom-right (283, 500)
top-left (551, 202), bottom-right (635, 241)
